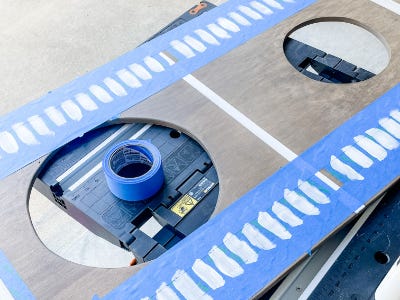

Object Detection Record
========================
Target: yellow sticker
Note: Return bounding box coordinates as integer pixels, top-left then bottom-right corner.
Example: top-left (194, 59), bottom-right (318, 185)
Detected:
top-left (171, 194), bottom-right (198, 217)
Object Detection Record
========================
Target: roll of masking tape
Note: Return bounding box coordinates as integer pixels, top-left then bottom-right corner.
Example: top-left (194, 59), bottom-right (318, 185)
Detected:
top-left (102, 140), bottom-right (164, 201)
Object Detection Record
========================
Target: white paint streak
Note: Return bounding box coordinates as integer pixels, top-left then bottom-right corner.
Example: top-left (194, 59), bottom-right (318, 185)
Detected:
top-left (44, 106), bottom-right (67, 126)
top-left (258, 211), bottom-right (292, 239)
top-left (170, 40), bottom-right (196, 58)
top-left (272, 201), bottom-right (303, 227)
top-left (103, 77), bottom-right (128, 97)
top-left (207, 23), bottom-right (231, 39)
top-left (263, 0), bottom-right (284, 9)
top-left (314, 171), bottom-right (340, 191)
top-left (183, 35), bottom-right (207, 53)
top-left (228, 12), bottom-right (251, 26)
top-left (284, 189), bottom-right (320, 215)
top-left (298, 180), bottom-right (330, 204)
top-left (223, 232), bottom-right (258, 264)
top-left (0, 279), bottom-right (15, 300)
top-left (0, 131), bottom-right (19, 153)
top-left (75, 93), bottom-right (98, 111)
top-left (144, 56), bottom-right (165, 72)
top-left (250, 1), bottom-right (274, 15)
top-left (217, 17), bottom-right (241, 32)
top-left (194, 29), bottom-right (220, 45)
top-left (208, 246), bottom-right (244, 277)
top-left (116, 69), bottom-right (142, 88)
top-left (12, 122), bottom-right (39, 145)
top-left (242, 223), bottom-right (276, 250)
top-left (141, 298), bottom-right (150, 300)
top-left (390, 109), bottom-right (400, 123)
top-left (128, 63), bottom-right (152, 80)
top-left (379, 117), bottom-right (400, 139)
top-left (354, 135), bottom-right (387, 161)
top-left (89, 85), bottom-right (113, 103)
top-left (156, 282), bottom-right (179, 300)
top-left (172, 270), bottom-right (212, 300)
top-left (61, 100), bottom-right (83, 121)
top-left (192, 259), bottom-right (225, 290)
top-left (366, 128), bottom-right (399, 150)
top-left (330, 155), bottom-right (364, 181)
top-left (28, 115), bottom-right (55, 136)
top-left (238, 5), bottom-right (263, 20)
top-left (342, 145), bottom-right (373, 168)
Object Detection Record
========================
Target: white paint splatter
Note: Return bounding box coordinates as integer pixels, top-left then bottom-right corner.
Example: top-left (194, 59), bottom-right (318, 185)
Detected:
top-left (89, 85), bottom-right (113, 103)
top-left (156, 283), bottom-right (179, 300)
top-left (116, 69), bottom-right (142, 88)
top-left (103, 77), bottom-right (128, 97)
top-left (194, 29), bottom-right (220, 45)
top-left (228, 12), bottom-right (251, 26)
top-left (242, 223), bottom-right (276, 250)
top-left (366, 128), bottom-right (399, 150)
top-left (207, 23), bottom-right (231, 39)
top-left (330, 155), bottom-right (364, 181)
top-left (354, 135), bottom-right (387, 161)
top-left (298, 180), bottom-right (330, 204)
top-left (28, 115), bottom-right (55, 136)
top-left (128, 63), bottom-right (152, 80)
top-left (342, 145), bottom-right (373, 168)
top-left (284, 189), bottom-right (320, 215)
top-left (257, 211), bottom-right (292, 239)
top-left (144, 56), bottom-right (165, 72)
top-left (250, 1), bottom-right (274, 15)
top-left (192, 259), bottom-right (225, 290)
top-left (141, 298), bottom-right (150, 300)
top-left (223, 232), bottom-right (258, 264)
top-left (12, 122), bottom-right (39, 145)
top-left (183, 35), bottom-right (207, 53)
top-left (0, 131), bottom-right (19, 153)
top-left (238, 5), bottom-right (263, 20)
top-left (272, 201), bottom-right (303, 227)
top-left (379, 117), bottom-right (400, 139)
top-left (159, 52), bottom-right (176, 66)
top-left (170, 40), bottom-right (196, 58)
top-left (263, 0), bottom-right (284, 9)
top-left (208, 246), bottom-right (244, 277)
top-left (217, 17), bottom-right (241, 33)
top-left (44, 106), bottom-right (67, 127)
top-left (75, 93), bottom-right (98, 111)
top-left (390, 109), bottom-right (400, 123)
top-left (172, 270), bottom-right (212, 300)
top-left (61, 100), bottom-right (83, 121)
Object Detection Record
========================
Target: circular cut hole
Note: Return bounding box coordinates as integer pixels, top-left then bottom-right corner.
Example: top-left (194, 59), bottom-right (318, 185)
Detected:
top-left (169, 129), bottom-right (181, 139)
top-left (110, 145), bottom-right (153, 178)
top-left (283, 18), bottom-right (390, 83)
top-left (374, 251), bottom-right (390, 264)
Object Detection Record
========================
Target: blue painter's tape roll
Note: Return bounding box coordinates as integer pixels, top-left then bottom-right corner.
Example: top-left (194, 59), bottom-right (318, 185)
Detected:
top-left (103, 140), bottom-right (164, 201)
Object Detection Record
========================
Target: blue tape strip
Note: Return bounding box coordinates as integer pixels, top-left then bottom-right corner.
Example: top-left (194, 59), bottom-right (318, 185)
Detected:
top-left (103, 140), bottom-right (164, 201)
top-left (0, 250), bottom-right (35, 300)
top-left (0, 0), bottom-right (316, 180)
top-left (98, 84), bottom-right (400, 299)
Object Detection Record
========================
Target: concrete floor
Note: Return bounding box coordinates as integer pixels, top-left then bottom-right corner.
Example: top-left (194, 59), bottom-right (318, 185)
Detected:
top-left (1, 2), bottom-right (389, 268)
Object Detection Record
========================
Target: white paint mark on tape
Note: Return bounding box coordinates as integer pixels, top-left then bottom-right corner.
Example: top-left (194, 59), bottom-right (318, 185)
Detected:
top-left (172, 270), bottom-right (212, 300)
top-left (170, 40), bottom-right (196, 58)
top-left (282, 0), bottom-right (295, 3)
top-left (238, 5), bottom-right (263, 20)
top-left (217, 17), bottom-right (241, 32)
top-left (258, 211), bottom-right (292, 239)
top-left (0, 279), bottom-right (15, 300)
top-left (61, 100), bottom-right (83, 121)
top-left (207, 23), bottom-right (232, 39)
top-left (209, 246), bottom-right (244, 277)
top-left (390, 109), bottom-right (400, 123)
top-left (272, 201), bottom-right (303, 227)
top-left (284, 189), bottom-right (320, 215)
top-left (12, 122), bottom-right (39, 145)
top-left (366, 128), bottom-right (399, 150)
top-left (0, 131), bottom-right (19, 153)
top-left (192, 259), bottom-right (225, 290)
top-left (28, 115), bottom-right (55, 136)
top-left (116, 69), bottom-right (142, 88)
top-left (44, 106), bottom-right (67, 127)
top-left (298, 180), bottom-right (330, 204)
top-left (103, 77), bottom-right (128, 97)
top-left (144, 56), bottom-right (165, 73)
top-left (263, 0), bottom-right (284, 9)
top-left (194, 29), bottom-right (220, 45)
top-left (330, 155), bottom-right (364, 181)
top-left (314, 171), bottom-right (340, 191)
top-left (242, 223), bottom-right (276, 250)
top-left (183, 35), bottom-right (207, 53)
top-left (89, 85), bottom-right (113, 103)
top-left (75, 93), bottom-right (98, 111)
top-left (354, 135), bottom-right (387, 161)
top-left (128, 63), bottom-right (152, 80)
top-left (250, 1), bottom-right (274, 15)
top-left (342, 145), bottom-right (373, 168)
top-left (141, 297), bottom-right (150, 300)
top-left (223, 232), bottom-right (258, 264)
top-left (156, 282), bottom-right (179, 300)
top-left (228, 12), bottom-right (251, 26)
top-left (379, 117), bottom-right (400, 139)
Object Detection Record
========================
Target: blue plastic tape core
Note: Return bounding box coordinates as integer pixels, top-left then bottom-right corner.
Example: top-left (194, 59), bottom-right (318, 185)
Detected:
top-left (103, 140), bottom-right (164, 201)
